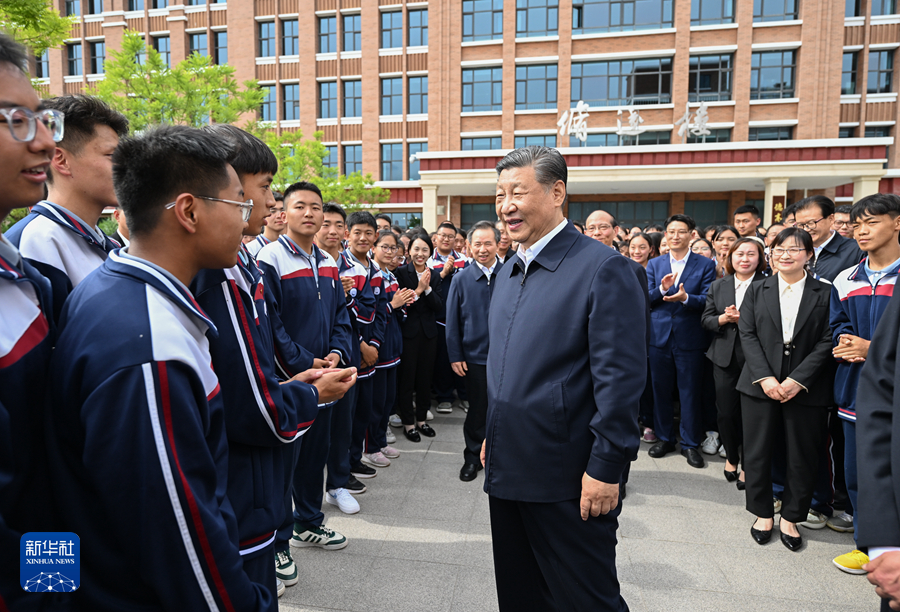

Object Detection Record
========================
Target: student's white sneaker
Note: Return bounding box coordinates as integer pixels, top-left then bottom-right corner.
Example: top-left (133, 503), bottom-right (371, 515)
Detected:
top-left (436, 402), bottom-right (453, 413)
top-left (381, 445), bottom-right (400, 459)
top-left (389, 414), bottom-right (403, 428)
top-left (362, 451), bottom-right (391, 467)
top-left (700, 432), bottom-right (720, 455)
top-left (426, 410), bottom-right (435, 421)
top-left (386, 427), bottom-right (396, 444)
top-left (325, 488), bottom-right (360, 514)
top-left (276, 579), bottom-right (286, 598)
top-left (460, 400), bottom-right (470, 412)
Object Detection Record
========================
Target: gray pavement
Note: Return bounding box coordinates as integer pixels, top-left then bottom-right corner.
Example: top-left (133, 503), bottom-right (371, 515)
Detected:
top-left (279, 406), bottom-right (876, 612)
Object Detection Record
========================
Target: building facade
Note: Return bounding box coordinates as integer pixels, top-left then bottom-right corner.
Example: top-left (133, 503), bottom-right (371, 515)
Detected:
top-left (35, 0), bottom-right (900, 230)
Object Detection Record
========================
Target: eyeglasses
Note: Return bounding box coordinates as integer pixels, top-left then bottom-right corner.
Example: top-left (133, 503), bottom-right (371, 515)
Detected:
top-left (437, 233), bottom-right (456, 240)
top-left (667, 229), bottom-right (690, 236)
top-left (833, 220), bottom-right (851, 228)
top-left (795, 218), bottom-right (824, 231)
top-left (0, 107), bottom-right (65, 143)
top-left (771, 247), bottom-right (805, 257)
top-left (378, 244), bottom-right (398, 253)
top-left (692, 245), bottom-right (711, 252)
top-left (589, 224), bottom-right (613, 232)
top-left (165, 195), bottom-right (254, 222)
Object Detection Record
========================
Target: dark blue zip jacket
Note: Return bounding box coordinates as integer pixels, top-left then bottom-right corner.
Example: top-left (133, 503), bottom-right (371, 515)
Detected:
top-left (446, 257), bottom-right (503, 366)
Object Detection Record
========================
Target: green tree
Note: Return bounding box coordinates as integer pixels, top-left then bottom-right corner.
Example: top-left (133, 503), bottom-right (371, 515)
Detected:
top-left (1, 207), bottom-right (29, 233)
top-left (91, 31), bottom-right (265, 133)
top-left (0, 0), bottom-right (75, 57)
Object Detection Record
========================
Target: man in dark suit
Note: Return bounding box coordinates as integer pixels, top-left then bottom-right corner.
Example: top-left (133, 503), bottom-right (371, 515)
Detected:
top-left (112, 204), bottom-right (129, 247)
top-left (484, 146), bottom-right (647, 611)
top-left (645, 214), bottom-right (717, 468)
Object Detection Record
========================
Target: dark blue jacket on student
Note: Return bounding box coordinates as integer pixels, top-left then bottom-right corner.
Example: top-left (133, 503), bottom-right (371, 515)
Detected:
top-left (646, 251), bottom-right (717, 351)
top-left (342, 250), bottom-right (387, 378)
top-left (446, 257), bottom-right (502, 366)
top-left (377, 267), bottom-right (405, 369)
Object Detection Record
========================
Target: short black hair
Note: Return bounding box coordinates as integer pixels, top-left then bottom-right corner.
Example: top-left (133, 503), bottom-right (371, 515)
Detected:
top-left (283, 181), bottom-right (323, 204)
top-left (322, 202), bottom-right (346, 221)
top-left (713, 225), bottom-right (739, 242)
top-left (438, 221), bottom-right (457, 233)
top-left (467, 220), bottom-right (501, 242)
top-left (573, 221), bottom-right (585, 233)
top-left (645, 224), bottom-right (665, 233)
top-left (42, 96), bottom-right (129, 178)
top-left (734, 204), bottom-right (761, 219)
top-left (771, 227), bottom-right (814, 255)
top-left (273, 191), bottom-right (284, 202)
top-left (0, 31), bottom-right (28, 73)
top-left (201, 124), bottom-right (277, 177)
top-left (782, 203), bottom-right (798, 220)
top-left (794, 194), bottom-right (835, 219)
top-left (346, 210), bottom-right (377, 231)
top-left (375, 213), bottom-right (392, 224)
top-left (835, 204), bottom-right (853, 215)
top-left (457, 227), bottom-right (466, 237)
top-left (665, 214), bottom-right (696, 232)
top-left (374, 229), bottom-right (398, 246)
top-left (113, 125), bottom-right (234, 238)
top-left (410, 233), bottom-right (434, 255)
top-left (391, 224), bottom-right (403, 234)
top-left (850, 193), bottom-right (900, 222)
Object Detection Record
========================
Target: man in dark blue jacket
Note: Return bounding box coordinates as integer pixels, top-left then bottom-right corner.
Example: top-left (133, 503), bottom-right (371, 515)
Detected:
top-left (484, 146), bottom-right (647, 611)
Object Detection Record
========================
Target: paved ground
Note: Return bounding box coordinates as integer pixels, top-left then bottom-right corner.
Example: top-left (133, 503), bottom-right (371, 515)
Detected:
top-left (278, 404), bottom-right (876, 612)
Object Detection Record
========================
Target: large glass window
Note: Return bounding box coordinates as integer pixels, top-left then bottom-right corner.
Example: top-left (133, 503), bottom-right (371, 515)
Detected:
top-left (283, 19), bottom-right (299, 55)
top-left (688, 54), bottom-right (733, 102)
top-left (35, 50), bottom-right (49, 79)
top-left (409, 142), bottom-right (427, 180)
top-left (571, 58), bottom-right (672, 107)
top-left (66, 0), bottom-right (81, 16)
top-left (750, 50), bottom-right (795, 99)
top-left (846, 0), bottom-right (860, 15)
top-left (573, 0), bottom-right (673, 34)
top-left (382, 11), bottom-right (403, 48)
top-left (154, 0), bottom-right (168, 7)
top-left (90, 41), bottom-right (105, 74)
top-left (129, 0), bottom-right (144, 9)
top-left (189, 33), bottom-right (207, 57)
top-left (568, 200), bottom-right (669, 226)
top-left (381, 143), bottom-right (404, 180)
top-left (344, 145), bottom-right (363, 175)
top-left (868, 51), bottom-right (894, 94)
top-left (514, 134), bottom-right (557, 147)
top-left (318, 16), bottom-right (336, 53)
top-left (461, 203), bottom-right (498, 229)
top-left (259, 85), bottom-right (276, 121)
top-left (748, 126), bottom-right (793, 140)
top-left (687, 128), bottom-right (732, 143)
top-left (259, 22), bottom-right (276, 57)
top-left (463, 0), bottom-right (503, 42)
top-left (323, 146), bottom-right (339, 169)
top-left (866, 126), bottom-right (892, 137)
top-left (872, 0), bottom-right (896, 14)
top-left (691, 0), bottom-right (734, 26)
top-left (568, 131), bottom-right (671, 146)
top-left (386, 212), bottom-right (422, 229)
top-left (462, 136), bottom-right (504, 150)
top-left (382, 77), bottom-right (403, 115)
top-left (154, 36), bottom-right (170, 67)
top-left (67, 43), bottom-right (82, 76)
top-left (344, 80), bottom-right (362, 117)
top-left (343, 14), bottom-right (361, 51)
top-left (753, 0), bottom-right (797, 22)
top-left (517, 0), bottom-right (559, 38)
top-left (515, 64), bottom-right (558, 110)
top-left (283, 84), bottom-right (299, 121)
top-left (319, 81), bottom-right (338, 119)
top-left (842, 52), bottom-right (857, 95)
top-left (839, 127), bottom-right (856, 138)
top-left (214, 31), bottom-right (227, 65)
top-left (462, 67), bottom-right (504, 112)
top-left (408, 76), bottom-right (428, 114)
top-left (409, 9), bottom-right (428, 46)
top-left (88, 0), bottom-right (103, 10)
top-left (684, 200), bottom-right (729, 228)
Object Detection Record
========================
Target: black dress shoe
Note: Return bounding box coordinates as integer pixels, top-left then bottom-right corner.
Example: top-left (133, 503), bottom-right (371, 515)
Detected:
top-left (750, 525), bottom-right (772, 545)
top-left (781, 532), bottom-right (803, 552)
top-left (648, 440), bottom-right (677, 458)
top-left (736, 480), bottom-right (746, 491)
top-left (418, 422), bottom-right (436, 437)
top-left (459, 463), bottom-right (480, 482)
top-left (681, 447), bottom-right (705, 468)
top-left (724, 469), bottom-right (739, 482)
top-left (404, 428), bottom-right (421, 443)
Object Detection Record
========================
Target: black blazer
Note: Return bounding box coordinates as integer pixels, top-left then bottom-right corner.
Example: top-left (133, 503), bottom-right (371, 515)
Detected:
top-left (701, 272), bottom-right (766, 368)
top-left (736, 274), bottom-right (834, 407)
top-left (395, 262), bottom-right (443, 340)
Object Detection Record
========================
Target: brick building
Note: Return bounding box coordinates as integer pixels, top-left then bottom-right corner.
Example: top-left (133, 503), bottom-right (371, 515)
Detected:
top-left (34, 0), bottom-right (900, 231)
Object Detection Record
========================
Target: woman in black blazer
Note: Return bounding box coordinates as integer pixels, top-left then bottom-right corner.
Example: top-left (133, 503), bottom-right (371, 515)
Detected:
top-left (395, 235), bottom-right (443, 442)
top-left (737, 228), bottom-right (834, 552)
top-left (701, 237), bottom-right (768, 488)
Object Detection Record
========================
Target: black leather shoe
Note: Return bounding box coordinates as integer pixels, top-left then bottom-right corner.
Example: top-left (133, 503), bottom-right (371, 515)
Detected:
top-left (648, 440), bottom-right (677, 458)
top-left (418, 423), bottom-right (436, 437)
top-left (459, 463), bottom-right (480, 482)
top-left (781, 532), bottom-right (803, 552)
top-left (751, 525), bottom-right (772, 545)
top-left (681, 447), bottom-right (705, 468)
top-left (724, 469), bottom-right (738, 482)
top-left (403, 428), bottom-right (421, 443)
top-left (736, 480), bottom-right (746, 491)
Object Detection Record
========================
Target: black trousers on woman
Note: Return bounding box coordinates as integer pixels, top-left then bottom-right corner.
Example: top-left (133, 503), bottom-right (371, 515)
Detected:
top-left (397, 332), bottom-right (437, 425)
top-left (741, 393), bottom-right (828, 524)
top-left (713, 355), bottom-right (744, 467)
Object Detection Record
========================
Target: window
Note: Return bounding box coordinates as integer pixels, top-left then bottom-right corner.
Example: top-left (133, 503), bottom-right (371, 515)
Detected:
top-left (89, 0), bottom-right (103, 12)
top-left (382, 77), bottom-right (403, 115)
top-left (409, 142), bottom-right (427, 180)
top-left (846, 0), bottom-right (860, 16)
top-left (865, 126), bottom-right (892, 137)
top-left (154, 0), bottom-right (168, 6)
top-left (90, 42), bottom-right (105, 74)
top-left (868, 51), bottom-right (894, 94)
top-left (381, 143), bottom-right (404, 180)
top-left (569, 132), bottom-right (671, 146)
top-left (66, 1), bottom-right (81, 16)
top-left (67, 43), bottom-right (82, 76)
top-left (838, 127), bottom-right (856, 138)
top-left (283, 84), bottom-right (299, 121)
top-left (409, 9), bottom-right (428, 46)
top-left (283, 19), bottom-right (299, 55)
top-left (318, 16), bottom-right (336, 53)
top-left (344, 14), bottom-right (361, 51)
top-left (259, 85), bottom-right (276, 121)
top-left (687, 128), bottom-right (731, 143)
top-left (154, 36), bottom-right (170, 67)
top-left (189, 33), bottom-right (207, 57)
top-left (35, 50), bottom-right (49, 79)
top-left (515, 64), bottom-right (558, 110)
top-left (462, 136), bottom-right (503, 150)
top-left (463, 0), bottom-right (503, 42)
top-left (571, 58), bottom-right (672, 107)
top-left (684, 200), bottom-right (729, 228)
top-left (841, 52), bottom-right (857, 95)
top-left (382, 11), bottom-right (403, 49)
top-left (461, 204), bottom-right (498, 230)
top-left (514, 134), bottom-right (557, 147)
top-left (344, 145), bottom-right (363, 175)
top-left (750, 51), bottom-right (795, 99)
top-left (462, 67), bottom-right (503, 112)
top-left (622, 130), bottom-right (671, 145)
top-left (517, 0), bottom-right (559, 38)
top-left (259, 22), bottom-right (276, 57)
top-left (323, 146), bottom-right (339, 169)
top-left (753, 0), bottom-right (797, 22)
top-left (188, 0), bottom-right (206, 4)
top-left (567, 200), bottom-right (669, 226)
top-left (408, 76), bottom-right (428, 114)
top-left (319, 81), bottom-right (338, 119)
top-left (214, 31), bottom-right (227, 65)
top-left (573, 0), bottom-right (673, 34)
top-left (748, 126), bottom-right (793, 140)
top-left (569, 133), bottom-right (620, 146)
top-left (386, 212), bottom-right (422, 229)
top-left (688, 54), bottom-right (733, 102)
top-left (872, 0), bottom-right (896, 15)
top-left (129, 0), bottom-right (144, 8)
top-left (343, 80), bottom-right (362, 117)
top-left (691, 0), bottom-right (734, 26)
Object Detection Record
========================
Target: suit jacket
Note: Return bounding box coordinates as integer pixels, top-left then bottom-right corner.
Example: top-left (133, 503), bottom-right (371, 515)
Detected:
top-left (395, 262), bottom-right (443, 340)
top-left (112, 231), bottom-right (128, 248)
top-left (701, 272), bottom-right (767, 368)
top-left (646, 251), bottom-right (717, 351)
top-left (484, 224), bottom-right (648, 502)
top-left (736, 274), bottom-right (835, 407)
top-left (811, 231), bottom-right (863, 282)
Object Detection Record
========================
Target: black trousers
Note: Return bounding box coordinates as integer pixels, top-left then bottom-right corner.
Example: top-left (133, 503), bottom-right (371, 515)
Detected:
top-left (397, 332), bottom-right (437, 425)
top-left (741, 394), bottom-right (828, 524)
top-left (713, 355), bottom-right (744, 467)
top-left (489, 496), bottom-right (629, 612)
top-left (462, 363), bottom-right (488, 466)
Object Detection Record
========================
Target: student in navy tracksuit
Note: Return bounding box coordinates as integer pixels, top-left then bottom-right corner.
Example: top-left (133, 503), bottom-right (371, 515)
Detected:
top-left (429, 221), bottom-right (468, 412)
top-left (446, 220), bottom-right (503, 482)
top-left (6, 95), bottom-right (128, 323)
top-left (45, 125), bottom-right (275, 611)
top-left (245, 193), bottom-right (284, 259)
top-left (256, 182), bottom-right (354, 559)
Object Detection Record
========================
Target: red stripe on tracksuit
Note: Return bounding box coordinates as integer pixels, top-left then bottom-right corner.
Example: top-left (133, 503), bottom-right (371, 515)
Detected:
top-left (0, 313), bottom-right (49, 369)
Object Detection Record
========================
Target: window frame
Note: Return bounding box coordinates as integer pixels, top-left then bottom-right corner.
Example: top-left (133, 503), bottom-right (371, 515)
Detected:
top-left (381, 11), bottom-right (403, 49)
top-left (463, 0), bottom-right (504, 42)
top-left (515, 64), bottom-right (558, 110)
top-left (516, 0), bottom-right (559, 38)
top-left (749, 50), bottom-right (796, 100)
top-left (67, 43), bottom-right (83, 77)
top-left (319, 81), bottom-right (338, 119)
top-left (842, 52), bottom-right (858, 95)
top-left (318, 16), bottom-right (337, 54)
top-left (214, 31), bottom-right (227, 65)
top-left (283, 84), bottom-right (300, 121)
top-left (259, 85), bottom-right (277, 122)
top-left (752, 0), bottom-right (798, 22)
top-left (408, 9), bottom-right (428, 47)
top-left (344, 144), bottom-right (363, 175)
top-left (408, 142), bottom-right (427, 180)
top-left (688, 54), bottom-right (733, 102)
top-left (461, 136), bottom-right (503, 150)
top-left (462, 67), bottom-right (504, 112)
top-left (868, 50), bottom-right (894, 95)
top-left (189, 33), bottom-right (208, 57)
top-left (381, 142), bottom-right (404, 181)
top-left (283, 19), bottom-right (299, 56)
top-left (89, 41), bottom-right (105, 74)
top-left (514, 134), bottom-right (558, 148)
top-left (343, 79), bottom-right (363, 118)
top-left (691, 0), bottom-right (734, 26)
top-left (258, 21), bottom-right (276, 58)
top-left (343, 14), bottom-right (362, 51)
top-left (571, 58), bottom-right (673, 107)
top-left (573, 0), bottom-right (674, 34)
top-left (408, 76), bottom-right (428, 115)
top-left (748, 126), bottom-right (793, 141)
top-left (381, 77), bottom-right (403, 116)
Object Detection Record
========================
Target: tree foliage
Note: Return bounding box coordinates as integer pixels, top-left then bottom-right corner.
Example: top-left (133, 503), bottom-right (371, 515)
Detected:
top-left (0, 0), bottom-right (75, 57)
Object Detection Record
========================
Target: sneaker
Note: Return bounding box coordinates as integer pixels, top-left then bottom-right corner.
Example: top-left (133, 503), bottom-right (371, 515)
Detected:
top-left (326, 488), bottom-right (360, 514)
top-left (700, 432), bottom-right (720, 455)
top-left (799, 509), bottom-right (828, 530)
top-left (436, 402), bottom-right (453, 413)
top-left (345, 474), bottom-right (367, 494)
top-left (274, 549), bottom-right (299, 586)
top-left (276, 578), bottom-right (286, 598)
top-left (362, 451), bottom-right (391, 467)
top-left (718, 444), bottom-right (727, 459)
top-left (350, 462), bottom-right (377, 479)
top-left (641, 427), bottom-right (657, 443)
top-left (833, 550), bottom-right (869, 575)
top-left (827, 511), bottom-right (854, 533)
top-left (774, 498), bottom-right (782, 514)
top-left (386, 427), bottom-right (396, 444)
top-left (389, 414), bottom-right (402, 428)
top-left (426, 409), bottom-right (435, 421)
top-left (381, 445), bottom-right (400, 459)
top-left (460, 400), bottom-right (470, 412)
top-left (290, 524), bottom-right (349, 550)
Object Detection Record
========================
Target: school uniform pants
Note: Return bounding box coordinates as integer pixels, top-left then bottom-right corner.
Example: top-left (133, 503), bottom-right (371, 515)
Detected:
top-left (325, 382), bottom-right (358, 491)
top-left (367, 366), bottom-right (398, 452)
top-left (843, 419), bottom-right (859, 542)
top-left (397, 332), bottom-right (437, 425)
top-left (462, 363), bottom-right (488, 466)
top-left (349, 375), bottom-right (376, 467)
top-left (243, 544), bottom-right (278, 612)
top-left (291, 403), bottom-right (334, 530)
top-left (713, 355), bottom-right (744, 467)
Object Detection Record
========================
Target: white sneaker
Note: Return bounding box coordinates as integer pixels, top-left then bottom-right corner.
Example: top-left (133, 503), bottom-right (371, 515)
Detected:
top-left (426, 409), bottom-right (435, 421)
top-left (460, 400), bottom-right (470, 412)
top-left (325, 488), bottom-right (360, 514)
top-left (276, 578), bottom-right (286, 598)
top-left (700, 432), bottom-right (720, 455)
top-left (718, 444), bottom-right (727, 458)
top-left (389, 414), bottom-right (402, 428)
top-left (799, 509), bottom-right (828, 530)
top-left (385, 427), bottom-right (396, 444)
top-left (436, 402), bottom-right (453, 413)
top-left (362, 451), bottom-right (391, 467)
top-left (381, 445), bottom-right (400, 458)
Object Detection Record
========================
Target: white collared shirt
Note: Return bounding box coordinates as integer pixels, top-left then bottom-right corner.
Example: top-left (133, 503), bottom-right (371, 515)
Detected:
top-left (734, 276), bottom-right (754, 311)
top-left (658, 250), bottom-right (691, 301)
top-left (813, 230), bottom-right (836, 262)
top-left (475, 256), bottom-right (499, 279)
top-left (777, 272), bottom-right (808, 344)
top-left (516, 218), bottom-right (568, 273)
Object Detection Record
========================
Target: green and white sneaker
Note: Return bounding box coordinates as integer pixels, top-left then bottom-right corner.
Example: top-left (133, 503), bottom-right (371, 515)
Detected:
top-left (290, 524), bottom-right (349, 550)
top-left (274, 549), bottom-right (299, 586)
